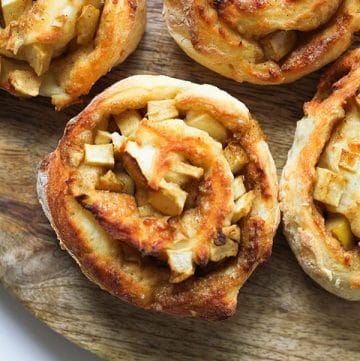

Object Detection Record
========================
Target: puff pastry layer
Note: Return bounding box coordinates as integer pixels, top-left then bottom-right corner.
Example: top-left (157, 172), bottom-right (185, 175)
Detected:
top-left (0, 0), bottom-right (145, 109)
top-left (280, 49), bottom-right (360, 300)
top-left (164, 0), bottom-right (360, 84)
top-left (37, 75), bottom-right (279, 319)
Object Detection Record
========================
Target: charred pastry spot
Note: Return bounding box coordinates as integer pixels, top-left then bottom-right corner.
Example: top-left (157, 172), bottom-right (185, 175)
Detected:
top-left (214, 229), bottom-right (226, 246)
top-left (213, 0), bottom-right (223, 9)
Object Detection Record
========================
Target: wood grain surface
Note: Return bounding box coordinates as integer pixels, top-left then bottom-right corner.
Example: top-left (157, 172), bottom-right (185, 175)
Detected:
top-left (0, 2), bottom-right (359, 360)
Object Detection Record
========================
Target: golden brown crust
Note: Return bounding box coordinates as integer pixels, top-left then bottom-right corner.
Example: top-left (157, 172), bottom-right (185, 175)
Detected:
top-left (37, 75), bottom-right (279, 319)
top-left (0, 0), bottom-right (145, 109)
top-left (280, 49), bottom-right (360, 300)
top-left (163, 0), bottom-right (360, 84)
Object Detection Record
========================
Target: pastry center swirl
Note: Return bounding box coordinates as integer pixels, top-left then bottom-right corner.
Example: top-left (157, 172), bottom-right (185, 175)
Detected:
top-left (73, 98), bottom-right (255, 282)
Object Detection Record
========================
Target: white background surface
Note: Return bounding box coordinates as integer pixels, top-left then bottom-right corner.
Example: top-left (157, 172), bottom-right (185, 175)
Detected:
top-left (0, 286), bottom-right (101, 361)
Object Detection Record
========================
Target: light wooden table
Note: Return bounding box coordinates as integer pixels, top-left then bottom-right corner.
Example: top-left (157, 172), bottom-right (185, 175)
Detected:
top-left (0, 2), bottom-right (359, 360)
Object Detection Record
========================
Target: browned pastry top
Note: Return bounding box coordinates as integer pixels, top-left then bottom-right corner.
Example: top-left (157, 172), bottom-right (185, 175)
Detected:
top-left (0, 0), bottom-right (145, 108)
top-left (280, 48), bottom-right (360, 300)
top-left (164, 0), bottom-right (360, 84)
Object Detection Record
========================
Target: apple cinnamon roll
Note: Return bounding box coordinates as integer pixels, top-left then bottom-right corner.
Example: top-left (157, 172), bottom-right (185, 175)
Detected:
top-left (280, 49), bottom-right (360, 300)
top-left (0, 0), bottom-right (145, 109)
top-left (37, 75), bottom-right (279, 319)
top-left (164, 0), bottom-right (360, 84)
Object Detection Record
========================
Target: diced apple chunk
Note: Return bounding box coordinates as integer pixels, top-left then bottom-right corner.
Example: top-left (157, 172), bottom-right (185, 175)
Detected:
top-left (164, 170), bottom-right (189, 186)
top-left (171, 161), bottom-right (203, 179)
top-left (326, 214), bottom-right (354, 251)
top-left (313, 167), bottom-right (346, 207)
top-left (233, 175), bottom-right (246, 200)
top-left (148, 179), bottom-right (188, 216)
top-left (261, 30), bottom-right (297, 61)
top-left (339, 149), bottom-right (359, 172)
top-left (167, 249), bottom-right (194, 283)
top-left (95, 130), bottom-right (112, 144)
top-left (114, 110), bottom-right (141, 137)
top-left (96, 170), bottom-right (123, 192)
top-left (349, 141), bottom-right (360, 154)
top-left (185, 110), bottom-right (228, 143)
top-left (147, 99), bottom-right (179, 122)
top-left (124, 141), bottom-right (157, 184)
top-left (232, 190), bottom-right (255, 223)
top-left (222, 225), bottom-right (241, 242)
top-left (116, 172), bottom-right (135, 195)
top-left (84, 144), bottom-right (114, 167)
top-left (24, 43), bottom-right (52, 76)
top-left (76, 5), bottom-right (100, 45)
top-left (1, 0), bottom-right (32, 27)
top-left (8, 69), bottom-right (41, 96)
top-left (137, 204), bottom-right (163, 218)
top-left (224, 142), bottom-right (249, 175)
top-left (209, 239), bottom-right (238, 262)
top-left (97, 170), bottom-right (134, 194)
top-left (111, 132), bottom-right (125, 156)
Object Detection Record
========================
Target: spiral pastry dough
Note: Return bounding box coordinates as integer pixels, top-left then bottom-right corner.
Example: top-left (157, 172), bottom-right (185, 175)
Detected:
top-left (164, 0), bottom-right (360, 84)
top-left (0, 0), bottom-right (145, 109)
top-left (280, 49), bottom-right (360, 300)
top-left (37, 75), bottom-right (279, 319)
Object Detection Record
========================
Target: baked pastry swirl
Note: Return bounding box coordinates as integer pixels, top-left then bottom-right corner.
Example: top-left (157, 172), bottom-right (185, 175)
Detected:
top-left (0, 0), bottom-right (145, 109)
top-left (280, 49), bottom-right (360, 300)
top-left (37, 75), bottom-right (279, 319)
top-left (164, 0), bottom-right (360, 84)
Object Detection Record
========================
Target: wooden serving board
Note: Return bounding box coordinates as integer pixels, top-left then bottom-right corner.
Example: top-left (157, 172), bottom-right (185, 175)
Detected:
top-left (0, 2), bottom-right (359, 360)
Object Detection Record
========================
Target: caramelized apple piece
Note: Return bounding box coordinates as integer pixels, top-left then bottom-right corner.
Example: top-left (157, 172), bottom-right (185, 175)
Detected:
top-left (148, 179), bottom-right (188, 216)
top-left (209, 239), bottom-right (238, 262)
top-left (349, 141), bottom-right (360, 154)
top-left (185, 110), bottom-right (227, 143)
top-left (94, 130), bottom-right (112, 144)
top-left (326, 214), bottom-right (354, 251)
top-left (147, 99), bottom-right (179, 122)
top-left (116, 172), bottom-right (135, 195)
top-left (232, 190), bottom-right (255, 223)
top-left (167, 249), bottom-right (194, 283)
top-left (224, 142), bottom-right (249, 175)
top-left (262, 30), bottom-right (297, 61)
top-left (338, 149), bottom-right (360, 172)
top-left (313, 167), bottom-right (346, 207)
top-left (84, 144), bottom-right (114, 167)
top-left (114, 110), bottom-right (141, 137)
top-left (1, 0), bottom-right (31, 27)
top-left (135, 188), bottom-right (148, 206)
top-left (76, 4), bottom-right (100, 45)
top-left (233, 175), bottom-right (246, 200)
